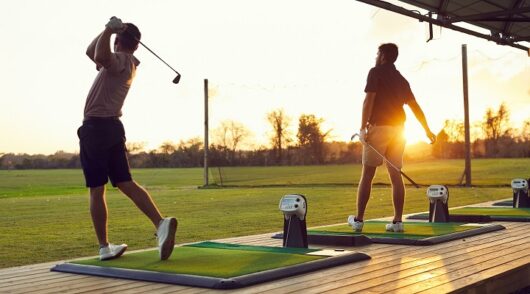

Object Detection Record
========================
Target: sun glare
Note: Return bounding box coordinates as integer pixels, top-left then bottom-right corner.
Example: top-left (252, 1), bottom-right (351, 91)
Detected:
top-left (404, 123), bottom-right (429, 145)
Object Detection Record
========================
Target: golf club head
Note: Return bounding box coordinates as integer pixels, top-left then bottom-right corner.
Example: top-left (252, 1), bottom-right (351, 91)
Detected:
top-left (173, 74), bottom-right (181, 84)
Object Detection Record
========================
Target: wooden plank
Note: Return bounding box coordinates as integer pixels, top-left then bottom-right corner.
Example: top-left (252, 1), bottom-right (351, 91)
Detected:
top-left (355, 242), bottom-right (530, 293)
top-left (261, 235), bottom-right (530, 294)
top-left (417, 257), bottom-right (530, 294)
top-left (241, 224), bottom-right (524, 291)
top-left (17, 276), bottom-right (134, 294)
top-left (227, 223), bottom-right (530, 293)
top-left (83, 282), bottom-right (176, 294)
top-left (2, 274), bottom-right (93, 293)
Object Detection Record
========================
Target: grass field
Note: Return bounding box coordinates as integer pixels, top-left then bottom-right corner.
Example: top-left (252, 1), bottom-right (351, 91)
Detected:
top-left (0, 158), bottom-right (528, 268)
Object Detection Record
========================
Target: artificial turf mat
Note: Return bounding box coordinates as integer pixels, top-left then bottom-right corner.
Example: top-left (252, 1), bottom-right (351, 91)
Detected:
top-left (408, 207), bottom-right (530, 222)
top-left (51, 241), bottom-right (370, 289)
top-left (273, 221), bottom-right (505, 246)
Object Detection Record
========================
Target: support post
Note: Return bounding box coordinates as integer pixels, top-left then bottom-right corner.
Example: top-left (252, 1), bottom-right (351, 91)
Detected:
top-left (204, 79), bottom-right (209, 187)
top-left (462, 45), bottom-right (471, 187)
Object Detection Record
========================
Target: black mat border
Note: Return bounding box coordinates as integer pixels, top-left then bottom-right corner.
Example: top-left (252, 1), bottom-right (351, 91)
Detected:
top-left (492, 200), bottom-right (513, 207)
top-left (273, 224), bottom-right (505, 246)
top-left (407, 212), bottom-right (530, 222)
top-left (51, 251), bottom-right (370, 289)
top-left (272, 233), bottom-right (373, 247)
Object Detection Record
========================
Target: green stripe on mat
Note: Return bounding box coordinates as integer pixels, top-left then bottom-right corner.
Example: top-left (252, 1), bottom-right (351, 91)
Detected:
top-left (71, 243), bottom-right (324, 278)
top-left (309, 221), bottom-right (481, 240)
top-left (185, 241), bottom-right (320, 254)
top-left (450, 207), bottom-right (530, 218)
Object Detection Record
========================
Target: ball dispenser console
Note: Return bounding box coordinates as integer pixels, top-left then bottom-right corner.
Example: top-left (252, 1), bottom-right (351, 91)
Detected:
top-left (279, 194), bottom-right (308, 248)
top-left (512, 179), bottom-right (529, 208)
top-left (427, 185), bottom-right (450, 222)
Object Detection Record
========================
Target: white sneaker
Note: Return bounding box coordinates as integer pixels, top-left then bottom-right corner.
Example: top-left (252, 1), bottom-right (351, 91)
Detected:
top-left (385, 222), bottom-right (404, 232)
top-left (157, 217), bottom-right (177, 260)
top-left (347, 215), bottom-right (364, 232)
top-left (99, 243), bottom-right (127, 261)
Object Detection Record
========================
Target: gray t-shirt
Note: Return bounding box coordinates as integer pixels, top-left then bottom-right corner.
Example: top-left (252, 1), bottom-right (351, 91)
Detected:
top-left (83, 52), bottom-right (140, 118)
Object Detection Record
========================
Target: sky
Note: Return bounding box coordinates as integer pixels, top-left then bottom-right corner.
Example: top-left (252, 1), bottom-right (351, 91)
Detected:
top-left (1, 0), bottom-right (529, 155)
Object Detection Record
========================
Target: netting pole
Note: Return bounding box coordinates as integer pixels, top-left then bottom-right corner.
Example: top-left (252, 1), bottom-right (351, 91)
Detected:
top-left (462, 45), bottom-right (471, 187)
top-left (204, 79), bottom-right (209, 187)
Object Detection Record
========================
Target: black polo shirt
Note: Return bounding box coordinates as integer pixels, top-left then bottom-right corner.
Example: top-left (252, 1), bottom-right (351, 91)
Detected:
top-left (364, 63), bottom-right (415, 126)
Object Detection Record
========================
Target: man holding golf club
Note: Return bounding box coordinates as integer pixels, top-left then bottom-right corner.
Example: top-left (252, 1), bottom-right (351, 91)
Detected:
top-left (348, 43), bottom-right (436, 233)
top-left (78, 17), bottom-right (177, 260)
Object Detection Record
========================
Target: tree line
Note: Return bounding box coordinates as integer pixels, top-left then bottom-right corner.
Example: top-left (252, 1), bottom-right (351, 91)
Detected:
top-left (1, 103), bottom-right (528, 169)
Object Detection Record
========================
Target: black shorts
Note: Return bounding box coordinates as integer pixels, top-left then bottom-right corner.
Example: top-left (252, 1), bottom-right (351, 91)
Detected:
top-left (77, 119), bottom-right (132, 188)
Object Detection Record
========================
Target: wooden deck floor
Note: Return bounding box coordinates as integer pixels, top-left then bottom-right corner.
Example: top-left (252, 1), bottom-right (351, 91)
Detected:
top-left (1, 220), bottom-right (530, 293)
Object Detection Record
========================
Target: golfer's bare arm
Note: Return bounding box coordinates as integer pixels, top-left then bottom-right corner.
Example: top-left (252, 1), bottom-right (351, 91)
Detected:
top-left (407, 99), bottom-right (436, 143)
top-left (86, 32), bottom-right (104, 70)
top-left (360, 92), bottom-right (376, 129)
top-left (93, 27), bottom-right (114, 69)
top-left (86, 32), bottom-right (102, 61)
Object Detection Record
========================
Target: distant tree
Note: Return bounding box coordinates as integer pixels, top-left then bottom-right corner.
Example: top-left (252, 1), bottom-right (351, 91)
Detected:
top-left (214, 120), bottom-right (251, 164)
top-left (266, 108), bottom-right (292, 164)
top-left (482, 102), bottom-right (512, 141)
top-left (442, 119), bottom-right (465, 142)
top-left (126, 142), bottom-right (146, 154)
top-left (214, 120), bottom-right (250, 151)
top-left (482, 102), bottom-right (513, 157)
top-left (520, 120), bottom-right (530, 142)
top-left (176, 137), bottom-right (203, 167)
top-left (158, 141), bottom-right (177, 154)
top-left (297, 114), bottom-right (331, 164)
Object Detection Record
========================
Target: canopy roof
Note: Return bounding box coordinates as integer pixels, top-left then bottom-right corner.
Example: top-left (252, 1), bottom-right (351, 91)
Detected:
top-left (357, 0), bottom-right (530, 54)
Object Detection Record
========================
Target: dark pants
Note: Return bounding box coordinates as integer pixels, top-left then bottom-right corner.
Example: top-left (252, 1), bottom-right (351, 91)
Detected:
top-left (77, 119), bottom-right (132, 188)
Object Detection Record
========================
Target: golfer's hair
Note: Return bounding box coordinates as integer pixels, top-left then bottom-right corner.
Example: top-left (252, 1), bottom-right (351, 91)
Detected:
top-left (378, 43), bottom-right (398, 63)
top-left (118, 23), bottom-right (141, 51)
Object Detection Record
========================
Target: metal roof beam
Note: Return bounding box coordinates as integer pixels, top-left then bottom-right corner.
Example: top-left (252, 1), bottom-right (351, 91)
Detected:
top-left (355, 0), bottom-right (529, 53)
top-left (446, 7), bottom-right (530, 23)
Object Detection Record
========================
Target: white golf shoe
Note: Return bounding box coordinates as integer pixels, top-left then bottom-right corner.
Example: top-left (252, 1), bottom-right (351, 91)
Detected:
top-left (157, 217), bottom-right (178, 260)
top-left (385, 222), bottom-right (404, 232)
top-left (347, 215), bottom-right (364, 232)
top-left (99, 243), bottom-right (127, 261)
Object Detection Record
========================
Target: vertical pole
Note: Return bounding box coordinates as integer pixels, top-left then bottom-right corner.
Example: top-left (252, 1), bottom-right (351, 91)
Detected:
top-left (462, 45), bottom-right (471, 187)
top-left (204, 79), bottom-right (209, 187)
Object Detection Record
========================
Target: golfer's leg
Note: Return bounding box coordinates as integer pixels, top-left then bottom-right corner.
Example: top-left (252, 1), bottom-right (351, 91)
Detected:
top-left (89, 185), bottom-right (109, 247)
top-left (117, 181), bottom-right (163, 227)
top-left (385, 126), bottom-right (406, 222)
top-left (387, 165), bottom-right (405, 222)
top-left (356, 165), bottom-right (377, 220)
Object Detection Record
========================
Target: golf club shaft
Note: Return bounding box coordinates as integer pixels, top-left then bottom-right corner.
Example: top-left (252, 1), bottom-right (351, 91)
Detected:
top-left (351, 133), bottom-right (420, 188)
top-left (138, 41), bottom-right (180, 75)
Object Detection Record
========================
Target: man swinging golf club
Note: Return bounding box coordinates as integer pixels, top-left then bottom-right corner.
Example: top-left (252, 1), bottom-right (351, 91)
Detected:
top-left (348, 43), bottom-right (436, 233)
top-left (78, 17), bottom-right (177, 260)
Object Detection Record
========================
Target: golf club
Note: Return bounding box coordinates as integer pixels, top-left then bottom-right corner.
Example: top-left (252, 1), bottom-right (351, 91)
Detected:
top-left (138, 40), bottom-right (181, 84)
top-left (351, 133), bottom-right (420, 188)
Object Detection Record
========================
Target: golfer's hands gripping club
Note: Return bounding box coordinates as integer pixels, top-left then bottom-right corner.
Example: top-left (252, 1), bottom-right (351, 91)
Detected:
top-left (106, 16), bottom-right (125, 33)
top-left (359, 129), bottom-right (367, 144)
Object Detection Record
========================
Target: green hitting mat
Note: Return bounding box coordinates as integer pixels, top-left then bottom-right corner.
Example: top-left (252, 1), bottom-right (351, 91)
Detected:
top-left (408, 207), bottom-right (530, 222)
top-left (51, 241), bottom-right (370, 289)
top-left (273, 221), bottom-right (504, 246)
